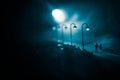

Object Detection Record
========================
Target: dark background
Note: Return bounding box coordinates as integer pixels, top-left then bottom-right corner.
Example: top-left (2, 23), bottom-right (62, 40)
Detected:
top-left (5, 0), bottom-right (120, 79)
top-left (5, 0), bottom-right (120, 40)
top-left (4, 0), bottom-right (120, 51)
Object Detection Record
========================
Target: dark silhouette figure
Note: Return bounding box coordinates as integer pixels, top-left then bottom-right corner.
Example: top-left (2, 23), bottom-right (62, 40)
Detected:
top-left (95, 43), bottom-right (98, 52)
top-left (99, 43), bottom-right (102, 50)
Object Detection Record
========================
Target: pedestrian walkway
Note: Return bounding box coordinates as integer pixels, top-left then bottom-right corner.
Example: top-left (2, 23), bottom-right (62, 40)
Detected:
top-left (86, 45), bottom-right (120, 63)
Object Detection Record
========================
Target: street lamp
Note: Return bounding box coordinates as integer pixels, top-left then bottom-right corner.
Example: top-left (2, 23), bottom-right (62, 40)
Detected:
top-left (81, 23), bottom-right (90, 50)
top-left (61, 24), bottom-right (67, 45)
top-left (52, 9), bottom-right (66, 23)
top-left (52, 24), bottom-right (67, 45)
top-left (70, 23), bottom-right (77, 45)
top-left (52, 25), bottom-right (60, 43)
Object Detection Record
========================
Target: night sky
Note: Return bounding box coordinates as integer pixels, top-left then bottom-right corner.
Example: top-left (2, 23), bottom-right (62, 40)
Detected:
top-left (6, 0), bottom-right (120, 79)
top-left (5, 0), bottom-right (120, 46)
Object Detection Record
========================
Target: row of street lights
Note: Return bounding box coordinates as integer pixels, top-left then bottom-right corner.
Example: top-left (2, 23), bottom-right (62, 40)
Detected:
top-left (61, 23), bottom-right (77, 46)
top-left (52, 9), bottom-right (90, 50)
top-left (53, 23), bottom-right (90, 50)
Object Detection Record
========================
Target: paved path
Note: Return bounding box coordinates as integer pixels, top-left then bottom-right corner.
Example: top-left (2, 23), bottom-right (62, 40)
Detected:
top-left (86, 45), bottom-right (120, 63)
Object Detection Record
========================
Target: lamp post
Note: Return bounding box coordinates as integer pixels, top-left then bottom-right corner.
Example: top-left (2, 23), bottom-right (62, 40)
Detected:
top-left (57, 25), bottom-right (60, 43)
top-left (61, 24), bottom-right (67, 45)
top-left (53, 25), bottom-right (67, 45)
top-left (70, 23), bottom-right (77, 45)
top-left (81, 23), bottom-right (90, 50)
top-left (52, 25), bottom-right (60, 44)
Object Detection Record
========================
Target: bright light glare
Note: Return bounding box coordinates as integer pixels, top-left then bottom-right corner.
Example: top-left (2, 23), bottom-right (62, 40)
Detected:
top-left (60, 47), bottom-right (64, 50)
top-left (86, 28), bottom-right (90, 31)
top-left (57, 44), bottom-right (62, 47)
top-left (73, 27), bottom-right (77, 29)
top-left (52, 26), bottom-right (56, 30)
top-left (52, 9), bottom-right (66, 23)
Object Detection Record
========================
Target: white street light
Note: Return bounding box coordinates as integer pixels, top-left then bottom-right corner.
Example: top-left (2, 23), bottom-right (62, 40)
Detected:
top-left (52, 9), bottom-right (66, 23)
top-left (86, 26), bottom-right (90, 31)
top-left (81, 23), bottom-right (90, 50)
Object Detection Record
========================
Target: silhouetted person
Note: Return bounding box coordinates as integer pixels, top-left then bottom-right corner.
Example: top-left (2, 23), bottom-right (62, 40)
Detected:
top-left (95, 43), bottom-right (98, 52)
top-left (99, 43), bottom-right (102, 50)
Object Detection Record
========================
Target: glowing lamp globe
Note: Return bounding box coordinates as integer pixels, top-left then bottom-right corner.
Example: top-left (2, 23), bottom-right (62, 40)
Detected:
top-left (52, 9), bottom-right (66, 23)
top-left (86, 26), bottom-right (90, 31)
